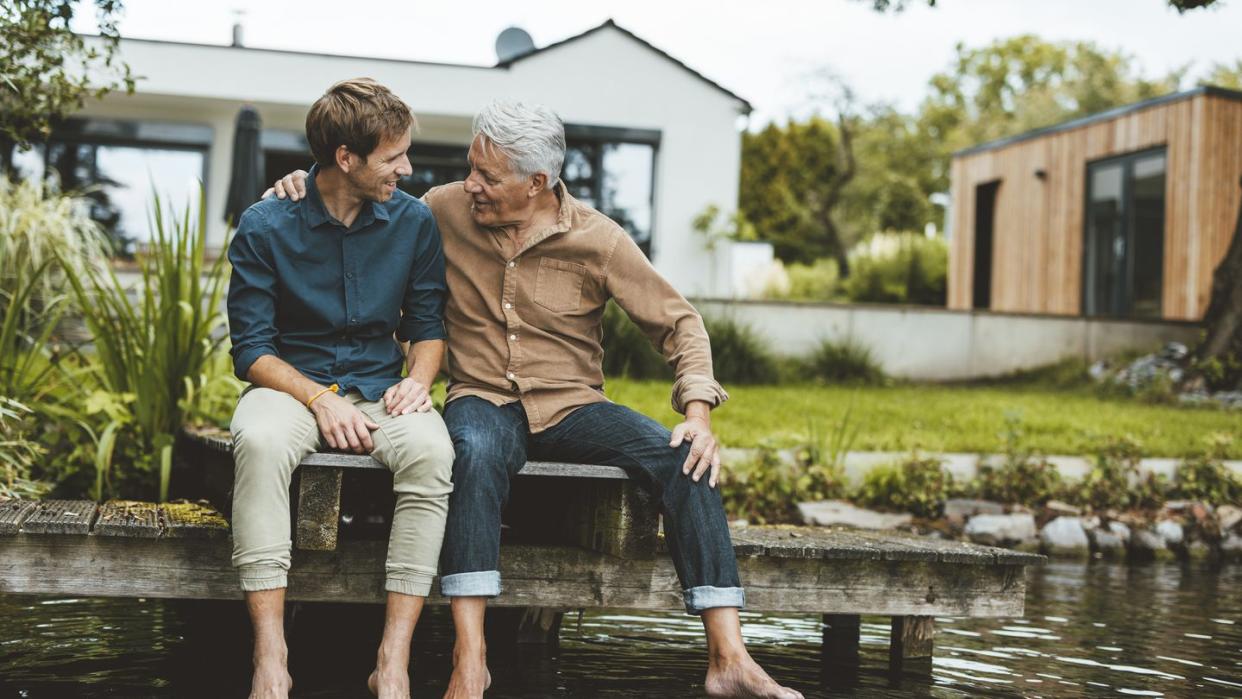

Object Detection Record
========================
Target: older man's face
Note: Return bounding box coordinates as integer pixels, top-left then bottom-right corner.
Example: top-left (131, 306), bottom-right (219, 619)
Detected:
top-left (464, 135), bottom-right (532, 228)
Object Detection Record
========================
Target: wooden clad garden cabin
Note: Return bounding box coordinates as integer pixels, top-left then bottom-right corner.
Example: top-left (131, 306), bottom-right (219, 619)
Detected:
top-left (948, 86), bottom-right (1242, 321)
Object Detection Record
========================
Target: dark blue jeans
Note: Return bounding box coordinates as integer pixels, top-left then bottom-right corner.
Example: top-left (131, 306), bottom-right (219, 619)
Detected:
top-left (439, 396), bottom-right (744, 614)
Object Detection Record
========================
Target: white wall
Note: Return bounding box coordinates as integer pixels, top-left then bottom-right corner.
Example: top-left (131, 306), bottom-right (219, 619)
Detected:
top-left (690, 299), bottom-right (1203, 380)
top-left (80, 28), bottom-right (746, 295)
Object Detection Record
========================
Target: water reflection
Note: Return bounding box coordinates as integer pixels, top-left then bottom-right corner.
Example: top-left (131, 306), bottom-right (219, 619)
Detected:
top-left (0, 562), bottom-right (1239, 697)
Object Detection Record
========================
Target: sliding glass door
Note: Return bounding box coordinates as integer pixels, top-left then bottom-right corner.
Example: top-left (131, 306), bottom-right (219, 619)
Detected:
top-left (1083, 148), bottom-right (1166, 318)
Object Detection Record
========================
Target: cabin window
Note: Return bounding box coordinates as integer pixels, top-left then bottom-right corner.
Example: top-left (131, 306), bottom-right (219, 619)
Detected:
top-left (1083, 148), bottom-right (1165, 318)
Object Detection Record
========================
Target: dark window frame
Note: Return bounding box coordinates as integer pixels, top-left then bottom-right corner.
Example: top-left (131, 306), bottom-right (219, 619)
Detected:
top-left (563, 124), bottom-right (661, 257)
top-left (1081, 145), bottom-right (1167, 319)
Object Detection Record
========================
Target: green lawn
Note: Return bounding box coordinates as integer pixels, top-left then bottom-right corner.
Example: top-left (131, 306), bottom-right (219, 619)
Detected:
top-left (603, 379), bottom-right (1242, 458)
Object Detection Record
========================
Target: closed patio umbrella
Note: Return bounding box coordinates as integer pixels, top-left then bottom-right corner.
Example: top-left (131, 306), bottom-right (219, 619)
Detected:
top-left (224, 105), bottom-right (263, 225)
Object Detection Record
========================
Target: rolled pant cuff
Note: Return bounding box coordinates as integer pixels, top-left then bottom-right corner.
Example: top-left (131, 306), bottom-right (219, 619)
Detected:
top-left (238, 566), bottom-right (288, 592)
top-left (385, 575), bottom-right (434, 597)
top-left (439, 570), bottom-right (501, 597)
top-left (683, 585), bottom-right (745, 615)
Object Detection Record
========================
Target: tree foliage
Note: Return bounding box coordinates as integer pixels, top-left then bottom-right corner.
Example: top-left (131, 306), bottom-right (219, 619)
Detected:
top-left (0, 0), bottom-right (134, 147)
top-left (860, 0), bottom-right (1221, 12)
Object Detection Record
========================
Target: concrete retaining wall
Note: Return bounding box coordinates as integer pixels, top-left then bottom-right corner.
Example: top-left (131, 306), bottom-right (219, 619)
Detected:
top-left (690, 299), bottom-right (1202, 381)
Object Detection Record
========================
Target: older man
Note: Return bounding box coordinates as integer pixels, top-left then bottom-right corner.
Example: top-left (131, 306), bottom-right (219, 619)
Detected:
top-left (272, 100), bottom-right (801, 699)
top-left (232, 78), bottom-right (455, 699)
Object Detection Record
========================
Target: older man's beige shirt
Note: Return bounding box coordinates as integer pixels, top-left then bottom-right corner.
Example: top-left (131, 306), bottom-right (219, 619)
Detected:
top-left (423, 181), bottom-right (728, 433)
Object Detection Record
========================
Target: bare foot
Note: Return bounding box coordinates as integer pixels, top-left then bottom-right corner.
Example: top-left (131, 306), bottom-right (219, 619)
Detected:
top-left (705, 655), bottom-right (803, 699)
top-left (442, 649), bottom-right (491, 699)
top-left (368, 665), bottom-right (410, 698)
top-left (248, 651), bottom-right (292, 699)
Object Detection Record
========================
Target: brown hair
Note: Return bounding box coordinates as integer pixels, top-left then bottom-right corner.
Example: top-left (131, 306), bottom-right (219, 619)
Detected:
top-left (305, 78), bottom-right (415, 168)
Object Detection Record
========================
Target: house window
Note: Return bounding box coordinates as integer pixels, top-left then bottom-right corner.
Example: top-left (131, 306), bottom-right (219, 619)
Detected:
top-left (563, 125), bottom-right (660, 256)
top-left (6, 118), bottom-right (211, 257)
top-left (260, 135), bottom-right (470, 200)
top-left (1083, 148), bottom-right (1166, 318)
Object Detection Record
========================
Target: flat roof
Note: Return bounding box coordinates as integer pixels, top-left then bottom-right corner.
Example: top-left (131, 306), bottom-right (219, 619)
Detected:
top-left (953, 85), bottom-right (1242, 158)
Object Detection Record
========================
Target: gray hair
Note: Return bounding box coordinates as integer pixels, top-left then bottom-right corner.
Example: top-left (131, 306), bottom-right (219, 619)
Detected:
top-left (472, 100), bottom-right (566, 189)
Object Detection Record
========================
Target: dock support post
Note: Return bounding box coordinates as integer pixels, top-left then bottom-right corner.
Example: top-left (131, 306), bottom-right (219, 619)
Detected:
top-left (889, 615), bottom-right (934, 672)
top-left (822, 614), bottom-right (861, 665)
top-left (487, 607), bottom-right (565, 646)
top-left (296, 466), bottom-right (343, 551)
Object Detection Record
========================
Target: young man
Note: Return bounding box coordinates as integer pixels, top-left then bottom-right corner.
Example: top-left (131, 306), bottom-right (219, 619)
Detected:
top-left (229, 77), bottom-right (454, 699)
top-left (272, 100), bottom-right (802, 699)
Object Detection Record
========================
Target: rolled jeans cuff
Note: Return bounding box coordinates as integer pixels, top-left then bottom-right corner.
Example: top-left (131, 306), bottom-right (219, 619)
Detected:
top-left (440, 570), bottom-right (501, 597)
top-left (386, 574), bottom-right (434, 597)
top-left (683, 585), bottom-right (745, 615)
top-left (238, 565), bottom-right (287, 592)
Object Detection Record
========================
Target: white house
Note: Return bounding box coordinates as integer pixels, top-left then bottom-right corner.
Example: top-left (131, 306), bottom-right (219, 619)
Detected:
top-left (8, 20), bottom-right (760, 297)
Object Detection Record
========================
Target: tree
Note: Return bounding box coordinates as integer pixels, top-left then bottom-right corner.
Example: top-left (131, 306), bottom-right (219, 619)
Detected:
top-left (1203, 60), bottom-right (1242, 89)
top-left (0, 1), bottom-right (134, 149)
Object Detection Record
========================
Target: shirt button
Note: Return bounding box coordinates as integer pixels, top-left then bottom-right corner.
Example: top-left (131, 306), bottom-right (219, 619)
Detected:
top-left (346, 272), bottom-right (354, 279)
top-left (507, 261), bottom-right (516, 268)
top-left (509, 334), bottom-right (517, 341)
top-left (503, 302), bottom-right (512, 310)
top-left (506, 372), bottom-right (515, 380)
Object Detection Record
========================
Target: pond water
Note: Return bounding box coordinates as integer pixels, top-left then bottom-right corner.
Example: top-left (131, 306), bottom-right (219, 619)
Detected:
top-left (1, 561), bottom-right (1240, 698)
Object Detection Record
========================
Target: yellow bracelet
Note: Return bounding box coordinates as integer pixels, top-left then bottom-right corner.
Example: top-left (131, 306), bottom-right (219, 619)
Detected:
top-left (306, 383), bottom-right (339, 407)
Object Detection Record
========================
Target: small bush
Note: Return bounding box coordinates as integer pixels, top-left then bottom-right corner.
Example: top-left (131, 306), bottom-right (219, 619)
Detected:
top-left (763, 258), bottom-right (840, 302)
top-left (702, 315), bottom-right (779, 385)
top-left (0, 398), bottom-right (51, 499)
top-left (1172, 434), bottom-right (1242, 505)
top-left (852, 454), bottom-right (949, 518)
top-left (1073, 435), bottom-right (1166, 511)
top-left (600, 301), bottom-right (672, 380)
top-left (842, 232), bottom-right (947, 306)
top-left (971, 413), bottom-right (1064, 505)
top-left (721, 441), bottom-right (849, 525)
top-left (804, 338), bottom-right (886, 385)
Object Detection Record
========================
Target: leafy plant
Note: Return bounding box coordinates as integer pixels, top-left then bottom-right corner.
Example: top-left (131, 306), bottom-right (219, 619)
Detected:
top-left (1073, 435), bottom-right (1166, 511)
top-left (762, 258), bottom-right (840, 302)
top-left (0, 259), bottom-right (68, 406)
top-left (971, 412), bottom-right (1064, 505)
top-left (842, 232), bottom-right (947, 306)
top-left (852, 454), bottom-right (949, 517)
top-left (702, 315), bottom-right (779, 384)
top-left (0, 397), bottom-right (51, 499)
top-left (692, 204), bottom-right (758, 252)
top-left (804, 337), bottom-right (886, 385)
top-left (722, 440), bottom-right (850, 525)
top-left (61, 190), bottom-right (230, 500)
top-left (1172, 433), bottom-right (1242, 505)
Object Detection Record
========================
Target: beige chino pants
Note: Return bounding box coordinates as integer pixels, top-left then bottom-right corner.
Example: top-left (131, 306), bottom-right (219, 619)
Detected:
top-left (229, 386), bottom-right (454, 596)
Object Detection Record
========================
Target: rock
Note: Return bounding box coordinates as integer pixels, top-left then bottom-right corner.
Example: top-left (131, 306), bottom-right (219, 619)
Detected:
top-left (1156, 520), bottom-right (1185, 546)
top-left (1044, 500), bottom-right (1082, 517)
top-left (1131, 528), bottom-right (1176, 562)
top-left (796, 500), bottom-right (913, 530)
top-left (1218, 505), bottom-right (1242, 533)
top-left (943, 498), bottom-right (1005, 527)
top-left (1088, 360), bottom-right (1110, 381)
top-left (1107, 521), bottom-right (1132, 544)
top-left (1222, 534), bottom-right (1242, 563)
top-left (1088, 527), bottom-right (1126, 558)
top-left (1081, 515), bottom-right (1101, 531)
top-left (1161, 342), bottom-right (1189, 361)
top-left (964, 513), bottom-right (1038, 546)
top-left (1040, 517), bottom-right (1090, 557)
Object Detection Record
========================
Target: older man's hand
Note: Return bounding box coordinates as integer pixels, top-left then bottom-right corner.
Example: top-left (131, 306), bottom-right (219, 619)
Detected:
top-left (670, 411), bottom-right (722, 489)
top-left (383, 377), bottom-right (433, 416)
top-left (261, 169), bottom-right (310, 201)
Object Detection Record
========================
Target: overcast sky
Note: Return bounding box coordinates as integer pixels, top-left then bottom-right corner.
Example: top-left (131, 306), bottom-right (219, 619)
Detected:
top-left (75, 0), bottom-right (1242, 126)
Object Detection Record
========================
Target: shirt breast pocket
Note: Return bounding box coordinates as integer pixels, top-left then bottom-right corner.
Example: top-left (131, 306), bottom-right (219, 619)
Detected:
top-left (533, 257), bottom-right (587, 313)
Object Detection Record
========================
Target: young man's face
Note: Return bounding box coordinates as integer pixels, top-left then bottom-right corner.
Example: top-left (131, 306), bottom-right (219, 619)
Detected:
top-left (463, 135), bottom-right (538, 228)
top-left (345, 131), bottom-right (412, 203)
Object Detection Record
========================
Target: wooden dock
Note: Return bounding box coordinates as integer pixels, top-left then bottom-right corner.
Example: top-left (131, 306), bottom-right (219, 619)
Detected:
top-left (0, 497), bottom-right (1042, 670)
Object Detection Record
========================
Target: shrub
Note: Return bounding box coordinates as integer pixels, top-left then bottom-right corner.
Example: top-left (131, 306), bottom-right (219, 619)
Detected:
top-left (702, 315), bottom-right (779, 384)
top-left (600, 301), bottom-right (671, 380)
top-left (0, 398), bottom-right (51, 499)
top-left (763, 258), bottom-right (840, 302)
top-left (804, 337), bottom-right (886, 385)
top-left (1172, 434), bottom-right (1242, 505)
top-left (842, 232), bottom-right (947, 306)
top-left (1074, 435), bottom-right (1167, 512)
top-left (971, 413), bottom-right (1064, 505)
top-left (852, 454), bottom-right (949, 518)
top-left (721, 441), bottom-right (849, 525)
top-left (62, 191), bottom-right (231, 501)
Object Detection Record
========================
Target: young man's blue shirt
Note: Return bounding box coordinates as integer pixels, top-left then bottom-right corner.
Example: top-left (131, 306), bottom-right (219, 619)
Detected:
top-left (227, 164), bottom-right (447, 400)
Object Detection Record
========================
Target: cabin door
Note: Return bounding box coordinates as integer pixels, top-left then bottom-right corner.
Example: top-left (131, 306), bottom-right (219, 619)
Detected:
top-left (1083, 149), bottom-right (1166, 318)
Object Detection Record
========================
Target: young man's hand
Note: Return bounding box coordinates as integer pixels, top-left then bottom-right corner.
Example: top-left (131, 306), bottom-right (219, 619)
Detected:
top-left (309, 392), bottom-right (379, 454)
top-left (383, 377), bottom-right (433, 415)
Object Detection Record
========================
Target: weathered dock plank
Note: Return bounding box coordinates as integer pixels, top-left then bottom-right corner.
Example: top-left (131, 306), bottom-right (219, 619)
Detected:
top-left (95, 500), bottom-right (162, 538)
top-left (161, 501), bottom-right (229, 539)
top-left (0, 499), bottom-right (38, 535)
top-left (19, 499), bottom-right (97, 535)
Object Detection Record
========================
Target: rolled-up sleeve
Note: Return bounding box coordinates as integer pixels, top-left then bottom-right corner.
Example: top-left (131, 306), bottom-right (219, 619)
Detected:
top-left (603, 231), bottom-right (729, 414)
top-left (396, 211), bottom-right (448, 343)
top-left (227, 207), bottom-right (280, 381)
